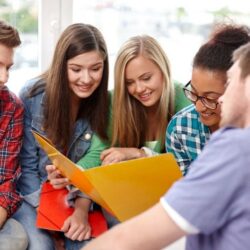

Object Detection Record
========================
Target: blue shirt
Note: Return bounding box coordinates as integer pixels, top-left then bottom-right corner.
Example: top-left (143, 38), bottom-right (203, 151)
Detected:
top-left (17, 79), bottom-right (95, 207)
top-left (166, 104), bottom-right (210, 175)
top-left (163, 127), bottom-right (250, 250)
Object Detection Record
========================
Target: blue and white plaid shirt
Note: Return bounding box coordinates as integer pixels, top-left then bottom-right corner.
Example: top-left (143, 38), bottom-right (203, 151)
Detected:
top-left (166, 104), bottom-right (210, 175)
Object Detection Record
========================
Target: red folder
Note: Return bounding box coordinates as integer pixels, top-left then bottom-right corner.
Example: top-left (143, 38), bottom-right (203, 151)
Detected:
top-left (36, 182), bottom-right (108, 237)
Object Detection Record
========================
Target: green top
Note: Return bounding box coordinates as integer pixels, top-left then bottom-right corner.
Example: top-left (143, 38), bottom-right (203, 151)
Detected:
top-left (173, 80), bottom-right (191, 113)
top-left (77, 81), bottom-right (190, 168)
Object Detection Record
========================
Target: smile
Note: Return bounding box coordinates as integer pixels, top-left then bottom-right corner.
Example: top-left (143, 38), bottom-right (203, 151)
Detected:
top-left (138, 92), bottom-right (152, 101)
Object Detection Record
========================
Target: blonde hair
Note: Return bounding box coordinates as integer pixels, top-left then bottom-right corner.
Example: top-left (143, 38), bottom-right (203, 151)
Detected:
top-left (112, 35), bottom-right (174, 149)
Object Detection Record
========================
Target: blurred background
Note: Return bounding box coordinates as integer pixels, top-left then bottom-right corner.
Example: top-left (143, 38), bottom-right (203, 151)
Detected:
top-left (1, 0), bottom-right (250, 93)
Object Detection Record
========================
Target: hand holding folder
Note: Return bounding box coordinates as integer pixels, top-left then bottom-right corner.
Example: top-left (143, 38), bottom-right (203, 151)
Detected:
top-left (36, 182), bottom-right (108, 237)
top-left (33, 130), bottom-right (182, 222)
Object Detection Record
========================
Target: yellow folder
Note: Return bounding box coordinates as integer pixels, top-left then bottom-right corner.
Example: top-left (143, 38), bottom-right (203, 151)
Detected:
top-left (32, 130), bottom-right (182, 222)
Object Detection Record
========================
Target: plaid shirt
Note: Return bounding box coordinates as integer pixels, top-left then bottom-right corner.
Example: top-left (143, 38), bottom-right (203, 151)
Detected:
top-left (0, 86), bottom-right (23, 216)
top-left (166, 104), bottom-right (210, 175)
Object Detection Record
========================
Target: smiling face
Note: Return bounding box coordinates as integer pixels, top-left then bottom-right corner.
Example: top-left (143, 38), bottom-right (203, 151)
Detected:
top-left (191, 67), bottom-right (226, 132)
top-left (67, 50), bottom-right (104, 102)
top-left (125, 55), bottom-right (164, 110)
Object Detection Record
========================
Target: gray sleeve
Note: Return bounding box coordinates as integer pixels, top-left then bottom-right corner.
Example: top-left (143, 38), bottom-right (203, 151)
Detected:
top-left (163, 128), bottom-right (246, 234)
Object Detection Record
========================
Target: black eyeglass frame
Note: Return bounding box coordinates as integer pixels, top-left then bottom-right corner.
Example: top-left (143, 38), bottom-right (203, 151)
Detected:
top-left (183, 81), bottom-right (220, 110)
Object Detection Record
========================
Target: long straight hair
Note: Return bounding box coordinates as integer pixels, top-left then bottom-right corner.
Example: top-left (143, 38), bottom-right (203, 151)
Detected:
top-left (30, 23), bottom-right (109, 149)
top-left (112, 35), bottom-right (174, 149)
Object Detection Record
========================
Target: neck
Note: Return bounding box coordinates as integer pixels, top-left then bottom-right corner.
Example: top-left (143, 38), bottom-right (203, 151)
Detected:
top-left (209, 123), bottom-right (219, 133)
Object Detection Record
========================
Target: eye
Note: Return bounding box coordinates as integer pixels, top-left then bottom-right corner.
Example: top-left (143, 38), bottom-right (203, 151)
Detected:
top-left (142, 75), bottom-right (151, 81)
top-left (204, 97), bottom-right (218, 103)
top-left (92, 67), bottom-right (102, 72)
top-left (125, 80), bottom-right (134, 86)
top-left (70, 67), bottom-right (81, 72)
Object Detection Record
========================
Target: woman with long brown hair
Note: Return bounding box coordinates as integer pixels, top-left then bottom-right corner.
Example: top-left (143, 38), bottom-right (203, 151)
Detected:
top-left (14, 23), bottom-right (109, 250)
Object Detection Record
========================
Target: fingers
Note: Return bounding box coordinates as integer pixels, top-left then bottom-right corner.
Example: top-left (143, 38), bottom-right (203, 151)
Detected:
top-left (65, 224), bottom-right (91, 241)
top-left (100, 148), bottom-right (113, 161)
top-left (102, 156), bottom-right (120, 166)
top-left (46, 164), bottom-right (56, 174)
top-left (62, 219), bottom-right (91, 241)
top-left (50, 177), bottom-right (70, 189)
top-left (46, 165), bottom-right (69, 189)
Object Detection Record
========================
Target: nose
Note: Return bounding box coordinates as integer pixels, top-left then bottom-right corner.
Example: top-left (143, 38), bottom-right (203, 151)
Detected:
top-left (0, 68), bottom-right (9, 84)
top-left (135, 81), bottom-right (146, 93)
top-left (195, 99), bottom-right (207, 112)
top-left (80, 70), bottom-right (91, 83)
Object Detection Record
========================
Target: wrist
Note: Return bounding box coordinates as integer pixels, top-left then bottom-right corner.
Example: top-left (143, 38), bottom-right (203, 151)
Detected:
top-left (137, 148), bottom-right (147, 158)
top-left (140, 147), bottom-right (157, 157)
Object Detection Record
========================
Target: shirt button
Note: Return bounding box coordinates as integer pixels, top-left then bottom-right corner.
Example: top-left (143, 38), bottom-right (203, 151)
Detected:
top-left (84, 132), bottom-right (92, 140)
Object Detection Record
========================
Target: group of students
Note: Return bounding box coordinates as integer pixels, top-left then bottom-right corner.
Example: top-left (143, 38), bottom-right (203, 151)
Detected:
top-left (0, 18), bottom-right (250, 250)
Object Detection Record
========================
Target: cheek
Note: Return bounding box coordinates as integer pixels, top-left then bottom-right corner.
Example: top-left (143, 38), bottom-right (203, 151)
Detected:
top-left (67, 70), bottom-right (77, 83)
top-left (92, 71), bottom-right (103, 85)
top-left (126, 85), bottom-right (135, 95)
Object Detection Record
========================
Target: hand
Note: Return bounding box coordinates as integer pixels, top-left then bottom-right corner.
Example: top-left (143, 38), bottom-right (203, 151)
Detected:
top-left (46, 165), bottom-right (70, 189)
top-left (100, 147), bottom-right (145, 165)
top-left (61, 198), bottom-right (91, 241)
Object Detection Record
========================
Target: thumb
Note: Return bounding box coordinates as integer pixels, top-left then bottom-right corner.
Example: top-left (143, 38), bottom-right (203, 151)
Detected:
top-left (61, 217), bottom-right (71, 233)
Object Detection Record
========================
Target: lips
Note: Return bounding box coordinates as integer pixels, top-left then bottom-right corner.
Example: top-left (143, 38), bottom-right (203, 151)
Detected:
top-left (200, 112), bottom-right (215, 119)
top-left (138, 92), bottom-right (151, 102)
top-left (76, 84), bottom-right (92, 91)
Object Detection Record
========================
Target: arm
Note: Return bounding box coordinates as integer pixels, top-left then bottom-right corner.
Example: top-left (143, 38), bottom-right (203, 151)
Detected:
top-left (17, 91), bottom-right (42, 207)
top-left (83, 203), bottom-right (186, 250)
top-left (0, 96), bottom-right (23, 217)
top-left (100, 147), bottom-right (146, 165)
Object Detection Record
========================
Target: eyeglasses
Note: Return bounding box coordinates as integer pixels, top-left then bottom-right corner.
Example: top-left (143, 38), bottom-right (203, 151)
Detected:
top-left (183, 81), bottom-right (220, 110)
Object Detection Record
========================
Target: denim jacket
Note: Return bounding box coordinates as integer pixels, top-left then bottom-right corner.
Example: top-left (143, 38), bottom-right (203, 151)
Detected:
top-left (17, 79), bottom-right (93, 207)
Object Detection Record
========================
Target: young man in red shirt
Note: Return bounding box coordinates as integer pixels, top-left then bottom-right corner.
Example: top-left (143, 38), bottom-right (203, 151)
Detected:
top-left (0, 20), bottom-right (27, 250)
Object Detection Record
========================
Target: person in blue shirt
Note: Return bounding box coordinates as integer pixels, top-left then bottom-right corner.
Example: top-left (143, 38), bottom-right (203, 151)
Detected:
top-left (82, 42), bottom-right (250, 250)
top-left (166, 24), bottom-right (250, 175)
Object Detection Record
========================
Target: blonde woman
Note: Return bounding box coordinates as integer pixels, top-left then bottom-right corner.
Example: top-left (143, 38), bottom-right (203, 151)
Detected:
top-left (101, 35), bottom-right (190, 164)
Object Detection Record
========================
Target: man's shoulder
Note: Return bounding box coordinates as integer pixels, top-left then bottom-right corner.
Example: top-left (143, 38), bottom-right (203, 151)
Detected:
top-left (211, 126), bottom-right (250, 141)
top-left (207, 127), bottom-right (250, 157)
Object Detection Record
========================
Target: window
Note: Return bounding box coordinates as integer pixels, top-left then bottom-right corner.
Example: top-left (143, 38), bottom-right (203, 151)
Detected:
top-left (0, 0), bottom-right (39, 94)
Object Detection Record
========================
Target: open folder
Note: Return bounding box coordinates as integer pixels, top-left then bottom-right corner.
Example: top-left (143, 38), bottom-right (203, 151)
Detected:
top-left (32, 130), bottom-right (182, 222)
